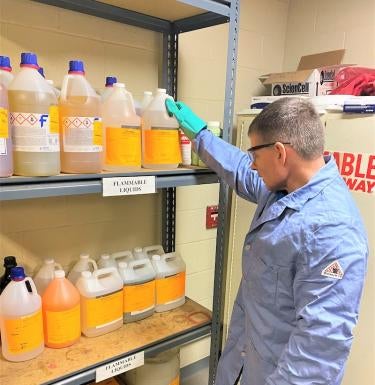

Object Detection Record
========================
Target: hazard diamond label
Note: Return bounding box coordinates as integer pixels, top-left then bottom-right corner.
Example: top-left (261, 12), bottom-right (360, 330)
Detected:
top-left (321, 260), bottom-right (344, 279)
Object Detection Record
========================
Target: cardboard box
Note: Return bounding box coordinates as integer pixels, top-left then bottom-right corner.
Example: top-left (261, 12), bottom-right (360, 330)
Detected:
top-left (260, 49), bottom-right (354, 96)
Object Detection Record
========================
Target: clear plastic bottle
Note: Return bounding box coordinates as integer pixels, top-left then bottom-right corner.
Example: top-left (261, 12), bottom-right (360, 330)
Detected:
top-left (0, 256), bottom-right (17, 294)
top-left (0, 56), bottom-right (14, 88)
top-left (101, 76), bottom-right (117, 102)
top-left (0, 82), bottom-right (13, 177)
top-left (142, 88), bottom-right (181, 169)
top-left (102, 83), bottom-right (142, 171)
top-left (118, 259), bottom-right (156, 323)
top-left (151, 252), bottom-right (186, 313)
top-left (67, 253), bottom-right (98, 285)
top-left (42, 270), bottom-right (81, 348)
top-left (140, 91), bottom-right (153, 116)
top-left (59, 60), bottom-right (102, 173)
top-left (75, 267), bottom-right (123, 337)
top-left (0, 266), bottom-right (44, 362)
top-left (46, 79), bottom-right (61, 99)
top-left (33, 258), bottom-right (63, 296)
top-left (8, 52), bottom-right (60, 176)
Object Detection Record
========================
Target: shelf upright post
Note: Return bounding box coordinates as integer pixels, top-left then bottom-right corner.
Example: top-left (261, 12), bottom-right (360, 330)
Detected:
top-left (209, 0), bottom-right (240, 383)
top-left (161, 27), bottom-right (179, 253)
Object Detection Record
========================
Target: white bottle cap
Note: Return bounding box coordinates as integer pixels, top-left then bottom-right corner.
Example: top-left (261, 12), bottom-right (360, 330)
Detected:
top-left (114, 83), bottom-right (125, 88)
top-left (118, 261), bottom-right (127, 269)
top-left (134, 247), bottom-right (143, 253)
top-left (80, 253), bottom-right (90, 260)
top-left (44, 258), bottom-right (55, 264)
top-left (144, 91), bottom-right (152, 95)
top-left (157, 88), bottom-right (166, 94)
top-left (46, 79), bottom-right (54, 86)
top-left (54, 270), bottom-right (65, 278)
top-left (101, 254), bottom-right (110, 260)
top-left (152, 254), bottom-right (161, 261)
top-left (81, 271), bottom-right (91, 278)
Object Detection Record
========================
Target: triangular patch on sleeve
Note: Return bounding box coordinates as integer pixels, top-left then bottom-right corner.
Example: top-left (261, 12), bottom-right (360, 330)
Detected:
top-left (321, 260), bottom-right (344, 279)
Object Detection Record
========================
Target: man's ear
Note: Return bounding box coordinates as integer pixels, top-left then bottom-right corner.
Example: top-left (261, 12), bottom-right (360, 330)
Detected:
top-left (274, 142), bottom-right (287, 165)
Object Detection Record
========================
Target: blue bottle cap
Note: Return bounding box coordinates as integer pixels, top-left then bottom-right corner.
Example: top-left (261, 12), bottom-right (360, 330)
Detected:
top-left (10, 266), bottom-right (26, 281)
top-left (38, 67), bottom-right (45, 78)
top-left (0, 56), bottom-right (12, 71)
top-left (20, 52), bottom-right (38, 67)
top-left (69, 60), bottom-right (85, 73)
top-left (105, 76), bottom-right (117, 87)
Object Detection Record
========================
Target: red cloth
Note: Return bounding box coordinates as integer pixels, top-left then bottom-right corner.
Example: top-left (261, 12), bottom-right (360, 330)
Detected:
top-left (330, 67), bottom-right (375, 95)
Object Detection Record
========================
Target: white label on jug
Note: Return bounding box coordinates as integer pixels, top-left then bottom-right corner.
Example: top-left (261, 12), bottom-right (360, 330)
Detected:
top-left (62, 116), bottom-right (102, 152)
top-left (10, 112), bottom-right (60, 152)
top-left (96, 351), bottom-right (144, 382)
top-left (0, 138), bottom-right (6, 155)
top-left (102, 176), bottom-right (156, 197)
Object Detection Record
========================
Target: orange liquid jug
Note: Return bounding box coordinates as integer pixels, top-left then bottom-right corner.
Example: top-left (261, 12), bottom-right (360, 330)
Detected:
top-left (42, 270), bottom-right (81, 348)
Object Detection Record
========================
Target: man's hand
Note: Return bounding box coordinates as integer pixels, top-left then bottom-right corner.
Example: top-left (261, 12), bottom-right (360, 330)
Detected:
top-left (165, 99), bottom-right (207, 140)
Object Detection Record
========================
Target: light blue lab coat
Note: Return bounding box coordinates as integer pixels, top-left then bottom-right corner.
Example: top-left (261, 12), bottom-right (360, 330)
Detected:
top-left (194, 129), bottom-right (368, 385)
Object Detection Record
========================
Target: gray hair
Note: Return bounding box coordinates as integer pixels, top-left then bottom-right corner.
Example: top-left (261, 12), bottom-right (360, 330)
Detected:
top-left (248, 97), bottom-right (324, 160)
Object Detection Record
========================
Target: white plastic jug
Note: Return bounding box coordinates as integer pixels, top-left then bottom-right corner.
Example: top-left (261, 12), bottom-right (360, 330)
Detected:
top-left (8, 52), bottom-right (60, 176)
top-left (118, 259), bottom-right (156, 323)
top-left (75, 267), bottom-right (123, 337)
top-left (142, 88), bottom-right (181, 169)
top-left (151, 252), bottom-right (186, 312)
top-left (67, 253), bottom-right (98, 285)
top-left (143, 244), bottom-right (165, 259)
top-left (0, 266), bottom-right (44, 362)
top-left (124, 348), bottom-right (180, 385)
top-left (140, 91), bottom-right (153, 116)
top-left (111, 250), bottom-right (134, 267)
top-left (102, 83), bottom-right (142, 171)
top-left (59, 60), bottom-right (102, 173)
top-left (33, 258), bottom-right (63, 295)
top-left (97, 253), bottom-right (118, 269)
top-left (0, 56), bottom-right (14, 88)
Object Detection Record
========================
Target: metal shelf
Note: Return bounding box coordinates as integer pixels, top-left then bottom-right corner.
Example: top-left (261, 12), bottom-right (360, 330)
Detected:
top-left (0, 168), bottom-right (218, 200)
top-left (32, 0), bottom-right (230, 33)
top-left (0, 299), bottom-right (211, 385)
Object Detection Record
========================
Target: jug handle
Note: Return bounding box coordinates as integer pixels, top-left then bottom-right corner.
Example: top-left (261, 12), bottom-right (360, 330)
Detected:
top-left (112, 250), bottom-right (133, 263)
top-left (93, 267), bottom-right (117, 279)
top-left (88, 258), bottom-right (98, 272)
top-left (130, 260), bottom-right (147, 269)
top-left (143, 245), bottom-right (164, 257)
top-left (54, 262), bottom-right (63, 271)
top-left (60, 74), bottom-right (75, 101)
top-left (25, 277), bottom-right (38, 294)
top-left (162, 252), bottom-right (177, 262)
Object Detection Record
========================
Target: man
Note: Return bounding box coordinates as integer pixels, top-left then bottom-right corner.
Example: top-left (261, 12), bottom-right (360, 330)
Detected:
top-left (166, 97), bottom-right (368, 385)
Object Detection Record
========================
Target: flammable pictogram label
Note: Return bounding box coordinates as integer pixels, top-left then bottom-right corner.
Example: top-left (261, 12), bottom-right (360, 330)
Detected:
top-left (321, 260), bottom-right (344, 279)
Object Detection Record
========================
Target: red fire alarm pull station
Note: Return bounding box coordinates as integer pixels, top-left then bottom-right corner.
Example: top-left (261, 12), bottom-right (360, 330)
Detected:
top-left (206, 205), bottom-right (219, 229)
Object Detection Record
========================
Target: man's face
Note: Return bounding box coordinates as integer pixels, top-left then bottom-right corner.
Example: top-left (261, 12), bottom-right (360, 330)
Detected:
top-left (248, 133), bottom-right (287, 191)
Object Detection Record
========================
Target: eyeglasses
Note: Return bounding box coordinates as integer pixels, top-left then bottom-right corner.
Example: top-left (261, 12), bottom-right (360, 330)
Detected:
top-left (247, 142), bottom-right (291, 156)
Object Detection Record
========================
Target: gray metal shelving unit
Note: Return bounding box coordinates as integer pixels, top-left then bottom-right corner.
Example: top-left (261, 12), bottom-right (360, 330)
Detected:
top-left (1, 1), bottom-right (239, 383)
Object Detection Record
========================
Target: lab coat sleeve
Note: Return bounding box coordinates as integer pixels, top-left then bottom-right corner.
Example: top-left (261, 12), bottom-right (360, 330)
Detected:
top-left (194, 129), bottom-right (264, 204)
top-left (265, 220), bottom-right (368, 385)
top-left (215, 279), bottom-right (246, 385)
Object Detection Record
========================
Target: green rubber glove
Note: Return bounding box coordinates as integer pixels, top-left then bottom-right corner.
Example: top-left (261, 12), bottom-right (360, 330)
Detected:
top-left (165, 99), bottom-right (207, 140)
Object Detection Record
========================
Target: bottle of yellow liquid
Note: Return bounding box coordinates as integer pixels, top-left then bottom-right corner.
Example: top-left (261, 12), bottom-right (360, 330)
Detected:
top-left (142, 89), bottom-right (181, 169)
top-left (59, 60), bottom-right (102, 173)
top-left (102, 83), bottom-right (141, 171)
top-left (8, 52), bottom-right (60, 176)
